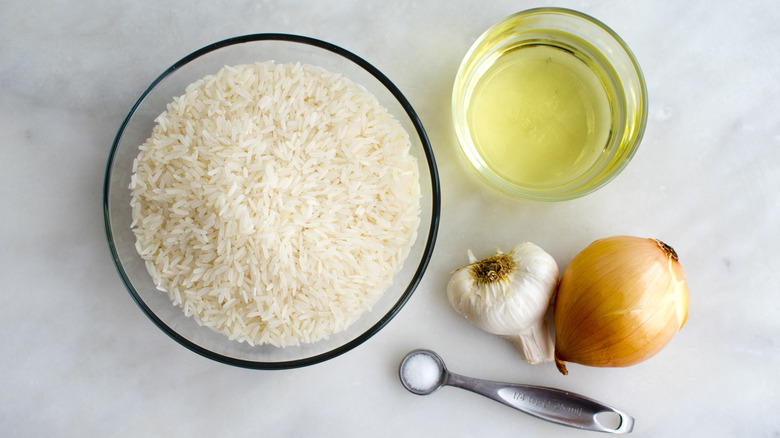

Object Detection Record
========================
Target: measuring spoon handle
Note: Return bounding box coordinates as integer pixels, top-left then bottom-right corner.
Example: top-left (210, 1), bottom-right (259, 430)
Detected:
top-left (445, 372), bottom-right (634, 433)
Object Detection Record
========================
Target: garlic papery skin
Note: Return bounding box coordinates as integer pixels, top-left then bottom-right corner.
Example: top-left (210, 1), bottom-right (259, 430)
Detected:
top-left (447, 242), bottom-right (559, 365)
top-left (553, 236), bottom-right (690, 375)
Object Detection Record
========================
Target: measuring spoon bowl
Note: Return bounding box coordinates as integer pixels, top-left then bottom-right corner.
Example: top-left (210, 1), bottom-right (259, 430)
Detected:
top-left (398, 349), bottom-right (448, 395)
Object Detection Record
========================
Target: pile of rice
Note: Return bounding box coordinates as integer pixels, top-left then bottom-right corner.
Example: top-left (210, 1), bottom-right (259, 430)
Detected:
top-left (129, 61), bottom-right (421, 347)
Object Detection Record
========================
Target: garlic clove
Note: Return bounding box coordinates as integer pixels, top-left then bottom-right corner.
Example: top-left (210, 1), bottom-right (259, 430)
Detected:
top-left (504, 320), bottom-right (555, 365)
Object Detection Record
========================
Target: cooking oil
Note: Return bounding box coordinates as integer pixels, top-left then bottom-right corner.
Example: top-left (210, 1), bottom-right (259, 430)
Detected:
top-left (465, 44), bottom-right (612, 188)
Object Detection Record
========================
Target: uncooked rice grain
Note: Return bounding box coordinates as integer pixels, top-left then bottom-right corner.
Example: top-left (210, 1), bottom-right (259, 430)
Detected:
top-left (129, 61), bottom-right (421, 347)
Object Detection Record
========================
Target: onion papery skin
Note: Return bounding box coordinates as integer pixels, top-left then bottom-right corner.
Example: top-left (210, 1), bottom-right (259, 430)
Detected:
top-left (553, 236), bottom-right (689, 375)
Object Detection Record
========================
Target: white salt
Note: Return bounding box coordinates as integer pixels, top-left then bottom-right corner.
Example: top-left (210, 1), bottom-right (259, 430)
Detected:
top-left (402, 353), bottom-right (441, 392)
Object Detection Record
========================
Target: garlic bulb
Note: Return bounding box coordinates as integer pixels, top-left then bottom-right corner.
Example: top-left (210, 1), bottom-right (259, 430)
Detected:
top-left (553, 236), bottom-right (689, 375)
top-left (447, 243), bottom-right (559, 364)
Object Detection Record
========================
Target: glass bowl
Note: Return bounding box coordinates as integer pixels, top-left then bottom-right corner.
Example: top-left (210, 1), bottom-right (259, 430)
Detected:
top-left (452, 8), bottom-right (648, 201)
top-left (103, 34), bottom-right (440, 369)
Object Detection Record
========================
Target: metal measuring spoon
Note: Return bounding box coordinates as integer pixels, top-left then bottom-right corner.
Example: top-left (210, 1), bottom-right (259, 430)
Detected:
top-left (398, 349), bottom-right (634, 434)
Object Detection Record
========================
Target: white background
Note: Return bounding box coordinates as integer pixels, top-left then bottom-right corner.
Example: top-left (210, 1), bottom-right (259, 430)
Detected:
top-left (2, 1), bottom-right (778, 436)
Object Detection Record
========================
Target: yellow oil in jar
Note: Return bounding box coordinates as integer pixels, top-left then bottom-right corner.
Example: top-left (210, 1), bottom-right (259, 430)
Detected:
top-left (466, 44), bottom-right (611, 187)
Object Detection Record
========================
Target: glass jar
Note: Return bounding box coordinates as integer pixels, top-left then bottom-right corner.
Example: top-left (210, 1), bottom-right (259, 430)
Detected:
top-left (452, 8), bottom-right (647, 201)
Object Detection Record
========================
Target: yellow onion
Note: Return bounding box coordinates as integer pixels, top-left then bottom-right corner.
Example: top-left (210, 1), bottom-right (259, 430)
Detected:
top-left (553, 236), bottom-right (689, 375)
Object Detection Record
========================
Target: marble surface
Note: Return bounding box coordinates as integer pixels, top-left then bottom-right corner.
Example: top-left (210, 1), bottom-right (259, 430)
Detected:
top-left (2, 1), bottom-right (779, 436)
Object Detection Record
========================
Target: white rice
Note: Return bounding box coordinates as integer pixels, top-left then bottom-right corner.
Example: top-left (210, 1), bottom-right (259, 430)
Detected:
top-left (129, 61), bottom-right (421, 347)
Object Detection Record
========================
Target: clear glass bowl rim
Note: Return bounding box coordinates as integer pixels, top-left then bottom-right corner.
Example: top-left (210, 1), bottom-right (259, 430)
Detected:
top-left (102, 33), bottom-right (441, 369)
